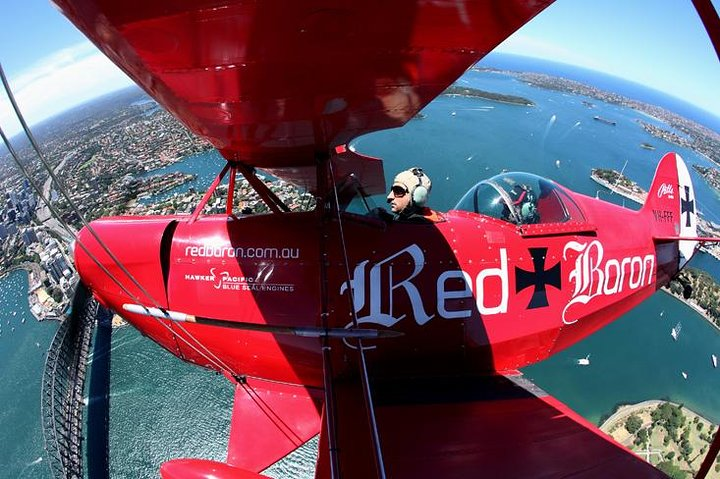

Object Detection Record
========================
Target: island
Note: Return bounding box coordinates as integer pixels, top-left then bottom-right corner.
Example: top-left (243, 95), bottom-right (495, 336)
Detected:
top-left (600, 400), bottom-right (719, 478)
top-left (442, 85), bottom-right (535, 106)
top-left (590, 168), bottom-right (648, 204)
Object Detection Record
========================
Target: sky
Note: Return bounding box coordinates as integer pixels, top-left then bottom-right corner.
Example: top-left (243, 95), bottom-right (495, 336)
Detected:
top-left (0, 0), bottom-right (719, 139)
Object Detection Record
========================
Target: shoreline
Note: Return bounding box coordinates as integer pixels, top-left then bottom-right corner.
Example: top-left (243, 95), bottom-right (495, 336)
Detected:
top-left (589, 172), bottom-right (647, 205)
top-left (600, 399), bottom-right (717, 430)
top-left (660, 287), bottom-right (720, 334)
top-left (600, 400), bottom-right (718, 476)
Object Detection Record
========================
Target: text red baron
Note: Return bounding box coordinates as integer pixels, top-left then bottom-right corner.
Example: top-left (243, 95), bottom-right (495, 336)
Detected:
top-left (185, 245), bottom-right (300, 259)
top-left (562, 240), bottom-right (654, 324)
top-left (341, 244), bottom-right (508, 328)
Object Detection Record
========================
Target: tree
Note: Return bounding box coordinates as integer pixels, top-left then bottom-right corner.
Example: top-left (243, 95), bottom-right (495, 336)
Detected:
top-left (657, 461), bottom-right (687, 479)
top-left (625, 414), bottom-right (642, 434)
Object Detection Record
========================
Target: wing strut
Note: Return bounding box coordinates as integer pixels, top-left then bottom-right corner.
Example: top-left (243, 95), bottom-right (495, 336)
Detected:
top-left (327, 157), bottom-right (388, 479)
top-left (320, 337), bottom-right (341, 478)
top-left (692, 0), bottom-right (720, 61)
top-left (696, 425), bottom-right (720, 479)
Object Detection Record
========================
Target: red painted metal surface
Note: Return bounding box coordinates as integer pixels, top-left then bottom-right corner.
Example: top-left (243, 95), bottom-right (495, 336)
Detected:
top-left (316, 374), bottom-right (668, 478)
top-left (74, 153), bottom-right (693, 378)
top-left (73, 152), bottom-right (696, 476)
top-left (52, 0), bottom-right (554, 167)
top-left (160, 459), bottom-right (270, 479)
top-left (226, 378), bottom-right (322, 472)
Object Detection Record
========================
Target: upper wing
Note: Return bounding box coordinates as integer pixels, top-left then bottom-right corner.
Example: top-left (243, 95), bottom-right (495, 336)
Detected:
top-left (53, 0), bottom-right (554, 167)
top-left (316, 373), bottom-right (669, 478)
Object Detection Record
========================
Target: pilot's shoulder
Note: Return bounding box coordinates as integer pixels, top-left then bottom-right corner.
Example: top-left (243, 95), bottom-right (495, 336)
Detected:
top-left (423, 208), bottom-right (445, 223)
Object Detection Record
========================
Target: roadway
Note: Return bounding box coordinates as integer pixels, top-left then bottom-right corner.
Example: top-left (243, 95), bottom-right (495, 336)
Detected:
top-left (35, 152), bottom-right (77, 243)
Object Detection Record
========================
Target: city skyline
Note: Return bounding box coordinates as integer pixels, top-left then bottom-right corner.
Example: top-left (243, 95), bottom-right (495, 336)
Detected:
top-left (0, 0), bottom-right (719, 139)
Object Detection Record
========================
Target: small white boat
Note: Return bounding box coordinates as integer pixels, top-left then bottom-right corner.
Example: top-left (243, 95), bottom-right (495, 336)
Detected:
top-left (660, 310), bottom-right (664, 317)
top-left (713, 354), bottom-right (718, 368)
top-left (671, 322), bottom-right (682, 341)
top-left (576, 354), bottom-right (591, 366)
top-left (682, 371), bottom-right (688, 380)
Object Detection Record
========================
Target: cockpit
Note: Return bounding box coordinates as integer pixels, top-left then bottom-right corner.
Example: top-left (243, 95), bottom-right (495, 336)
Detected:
top-left (455, 172), bottom-right (585, 225)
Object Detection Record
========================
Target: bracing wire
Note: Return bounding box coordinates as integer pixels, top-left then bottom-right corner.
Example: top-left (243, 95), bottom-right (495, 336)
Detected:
top-left (0, 123), bottom-right (237, 376)
top-left (328, 159), bottom-right (387, 479)
top-left (0, 63), bottom-right (239, 377)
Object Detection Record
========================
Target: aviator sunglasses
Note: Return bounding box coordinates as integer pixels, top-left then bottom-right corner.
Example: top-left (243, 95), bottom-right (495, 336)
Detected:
top-left (391, 185), bottom-right (408, 198)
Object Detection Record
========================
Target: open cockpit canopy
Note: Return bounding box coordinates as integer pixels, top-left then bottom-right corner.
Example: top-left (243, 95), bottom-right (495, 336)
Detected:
top-left (455, 172), bottom-right (585, 225)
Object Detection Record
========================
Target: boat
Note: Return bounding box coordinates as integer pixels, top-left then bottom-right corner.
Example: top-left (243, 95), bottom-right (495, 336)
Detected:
top-left (593, 115), bottom-right (616, 126)
top-left (713, 354), bottom-right (718, 368)
top-left (576, 354), bottom-right (591, 366)
top-left (671, 322), bottom-right (682, 340)
top-left (640, 142), bottom-right (656, 150)
top-left (682, 371), bottom-right (688, 380)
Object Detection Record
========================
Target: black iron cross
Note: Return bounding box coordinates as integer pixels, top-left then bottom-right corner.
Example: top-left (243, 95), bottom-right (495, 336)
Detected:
top-left (515, 247), bottom-right (561, 309)
top-left (681, 185), bottom-right (694, 228)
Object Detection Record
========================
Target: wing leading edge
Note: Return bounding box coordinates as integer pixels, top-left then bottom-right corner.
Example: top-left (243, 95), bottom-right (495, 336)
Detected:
top-left (316, 374), bottom-right (669, 478)
top-left (52, 0), bottom-right (555, 167)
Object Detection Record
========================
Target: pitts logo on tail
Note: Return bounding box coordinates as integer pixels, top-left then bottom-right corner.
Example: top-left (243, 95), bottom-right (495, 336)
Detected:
top-left (340, 244), bottom-right (509, 328)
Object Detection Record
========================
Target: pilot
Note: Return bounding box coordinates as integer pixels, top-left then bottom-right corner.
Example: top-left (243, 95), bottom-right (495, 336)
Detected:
top-left (386, 167), bottom-right (441, 223)
top-left (509, 183), bottom-right (539, 224)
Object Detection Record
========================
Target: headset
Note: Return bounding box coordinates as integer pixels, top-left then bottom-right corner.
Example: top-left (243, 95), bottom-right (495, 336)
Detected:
top-left (410, 167), bottom-right (429, 207)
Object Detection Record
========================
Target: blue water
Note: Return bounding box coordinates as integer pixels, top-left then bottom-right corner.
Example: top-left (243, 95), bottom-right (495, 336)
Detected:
top-left (137, 150), bottom-right (225, 204)
top-left (483, 53), bottom-right (720, 132)
top-left (0, 271), bottom-right (58, 478)
top-left (1, 55), bottom-right (720, 477)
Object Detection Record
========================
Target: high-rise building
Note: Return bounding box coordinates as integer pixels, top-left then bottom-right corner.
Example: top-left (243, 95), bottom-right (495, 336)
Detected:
top-left (21, 228), bottom-right (39, 246)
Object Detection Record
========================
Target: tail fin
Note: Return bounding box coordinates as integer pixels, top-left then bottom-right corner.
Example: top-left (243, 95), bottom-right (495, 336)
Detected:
top-left (642, 152), bottom-right (698, 266)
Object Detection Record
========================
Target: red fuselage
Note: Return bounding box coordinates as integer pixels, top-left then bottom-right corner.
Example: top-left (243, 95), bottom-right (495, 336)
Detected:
top-left (75, 182), bottom-right (674, 387)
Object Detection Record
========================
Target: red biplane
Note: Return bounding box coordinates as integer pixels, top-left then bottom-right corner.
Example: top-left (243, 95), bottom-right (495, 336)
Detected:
top-left (47, 0), bottom-right (720, 477)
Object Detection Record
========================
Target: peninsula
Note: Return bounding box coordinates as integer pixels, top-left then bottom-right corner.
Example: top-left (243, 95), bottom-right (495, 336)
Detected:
top-left (665, 267), bottom-right (720, 331)
top-left (600, 400), bottom-right (719, 478)
top-left (692, 164), bottom-right (720, 195)
top-left (590, 168), bottom-right (647, 204)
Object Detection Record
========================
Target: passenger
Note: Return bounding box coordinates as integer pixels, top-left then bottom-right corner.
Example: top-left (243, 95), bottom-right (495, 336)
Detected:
top-left (386, 167), bottom-right (441, 223)
top-left (509, 183), bottom-right (539, 224)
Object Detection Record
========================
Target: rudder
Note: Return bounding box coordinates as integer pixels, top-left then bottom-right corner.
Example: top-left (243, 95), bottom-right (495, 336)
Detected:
top-left (642, 152), bottom-right (698, 267)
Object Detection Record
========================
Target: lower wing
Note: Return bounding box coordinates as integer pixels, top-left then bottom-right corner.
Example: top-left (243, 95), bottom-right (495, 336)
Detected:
top-left (316, 373), bottom-right (668, 478)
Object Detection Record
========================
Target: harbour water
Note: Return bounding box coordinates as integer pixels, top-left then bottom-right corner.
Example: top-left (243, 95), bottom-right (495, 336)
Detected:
top-left (0, 271), bottom-right (58, 478)
top-left (1, 55), bottom-right (719, 477)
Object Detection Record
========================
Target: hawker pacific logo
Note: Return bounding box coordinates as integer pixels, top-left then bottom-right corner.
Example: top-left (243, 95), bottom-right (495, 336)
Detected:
top-left (562, 240), bottom-right (654, 324)
top-left (340, 244), bottom-right (508, 328)
top-left (184, 267), bottom-right (294, 293)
